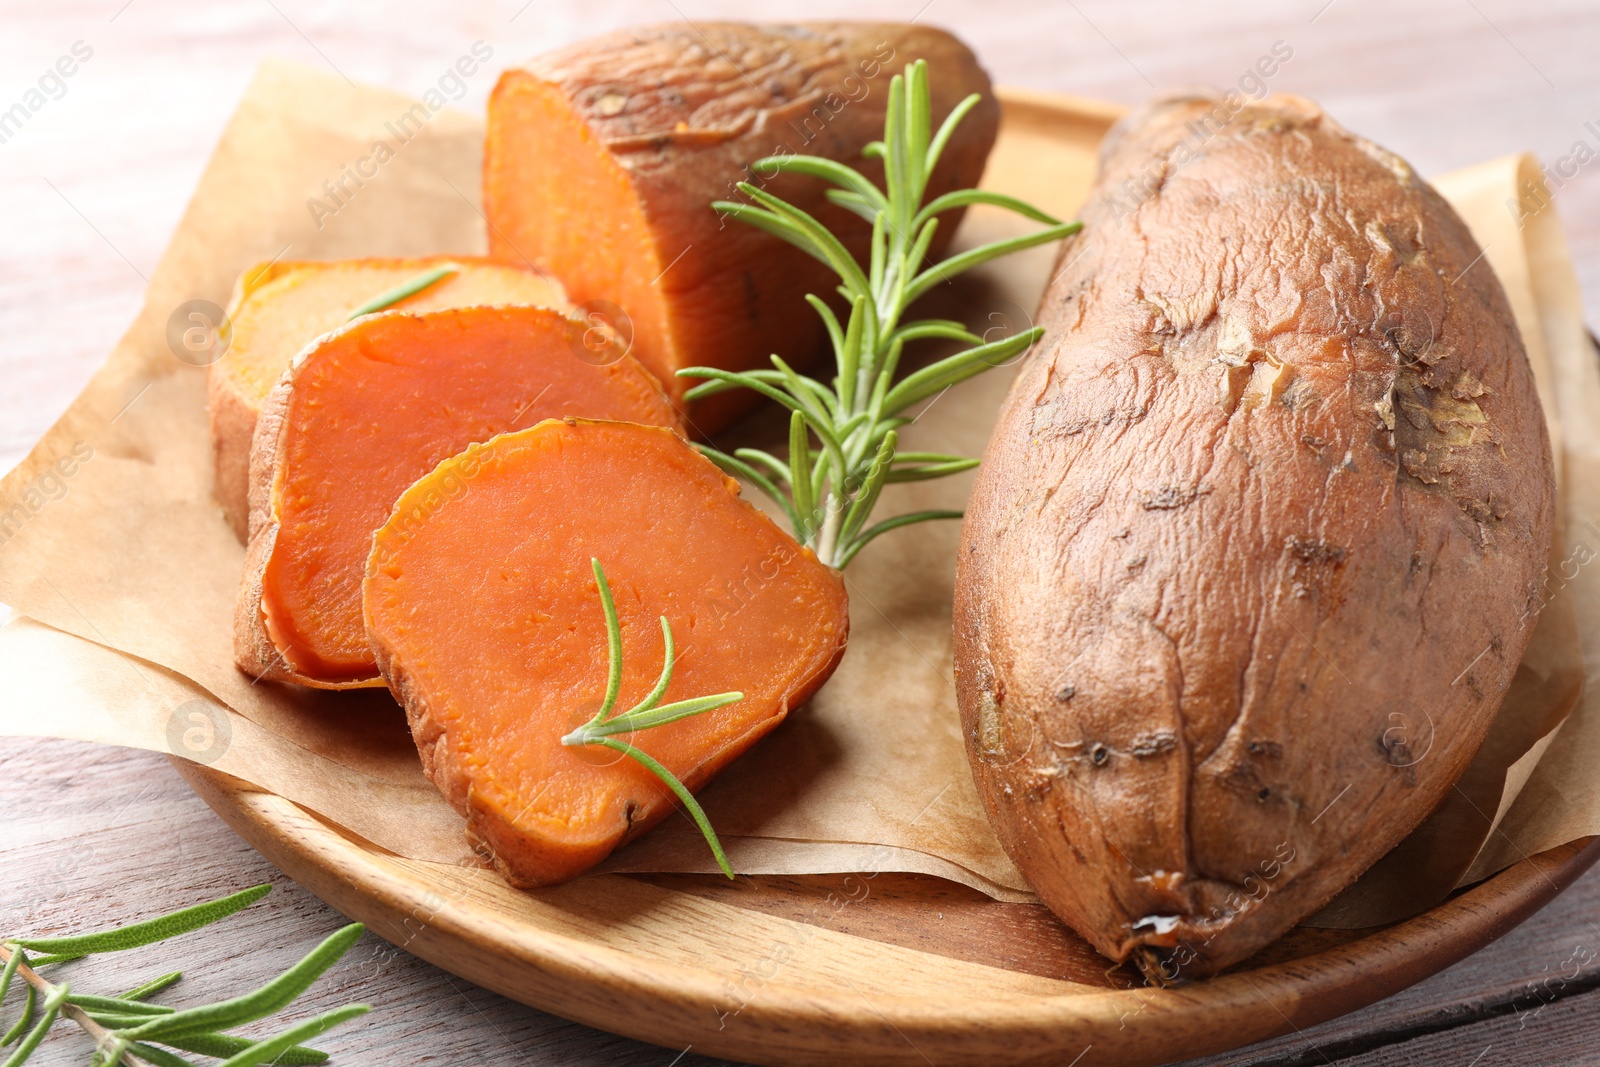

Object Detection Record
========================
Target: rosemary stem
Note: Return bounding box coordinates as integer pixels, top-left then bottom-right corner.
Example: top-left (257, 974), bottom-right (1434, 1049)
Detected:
top-left (0, 943), bottom-right (156, 1067)
top-left (561, 722), bottom-right (615, 746)
top-left (815, 492), bottom-right (845, 567)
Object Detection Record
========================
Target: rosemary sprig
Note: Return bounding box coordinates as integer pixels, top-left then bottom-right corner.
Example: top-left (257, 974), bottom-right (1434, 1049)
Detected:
top-left (561, 558), bottom-right (744, 878)
top-left (683, 60), bottom-right (1080, 568)
top-left (347, 263), bottom-right (459, 320)
top-left (0, 885), bottom-right (367, 1066)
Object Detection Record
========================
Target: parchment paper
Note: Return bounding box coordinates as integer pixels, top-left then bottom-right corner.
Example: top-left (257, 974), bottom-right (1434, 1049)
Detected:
top-left (1, 61), bottom-right (1596, 921)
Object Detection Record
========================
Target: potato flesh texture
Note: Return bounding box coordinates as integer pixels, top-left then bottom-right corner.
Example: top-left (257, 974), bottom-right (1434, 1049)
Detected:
top-left (484, 74), bottom-right (831, 420)
top-left (364, 420), bottom-right (849, 884)
top-left (484, 81), bottom-right (674, 405)
top-left (955, 95), bottom-right (1554, 974)
top-left (485, 74), bottom-right (815, 428)
top-left (211, 259), bottom-right (568, 540)
top-left (220, 260), bottom-right (568, 410)
top-left (259, 309), bottom-right (677, 681)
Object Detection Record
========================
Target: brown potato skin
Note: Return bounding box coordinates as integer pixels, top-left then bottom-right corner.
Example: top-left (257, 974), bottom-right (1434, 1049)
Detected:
top-left (953, 94), bottom-right (1555, 979)
top-left (484, 22), bottom-right (997, 431)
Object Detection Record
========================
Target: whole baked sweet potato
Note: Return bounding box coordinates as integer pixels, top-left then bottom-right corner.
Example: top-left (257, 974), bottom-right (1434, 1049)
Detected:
top-left (953, 94), bottom-right (1555, 979)
top-left (484, 21), bottom-right (996, 429)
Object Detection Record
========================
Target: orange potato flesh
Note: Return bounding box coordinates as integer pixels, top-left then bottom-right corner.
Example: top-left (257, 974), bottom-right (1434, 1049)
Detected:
top-left (485, 80), bottom-right (674, 413)
top-left (363, 419), bottom-right (849, 886)
top-left (237, 307), bottom-right (677, 689)
top-left (209, 256), bottom-right (568, 540)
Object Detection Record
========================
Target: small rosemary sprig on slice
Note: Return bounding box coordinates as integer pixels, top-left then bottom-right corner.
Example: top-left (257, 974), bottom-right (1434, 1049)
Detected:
top-left (561, 558), bottom-right (744, 878)
top-left (347, 263), bottom-right (459, 320)
top-left (0, 884), bottom-right (367, 1066)
top-left (682, 60), bottom-right (1080, 568)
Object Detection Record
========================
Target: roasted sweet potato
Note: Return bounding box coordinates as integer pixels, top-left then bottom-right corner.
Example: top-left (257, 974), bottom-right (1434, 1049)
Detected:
top-left (235, 306), bottom-right (677, 689)
top-left (953, 95), bottom-right (1555, 978)
top-left (209, 256), bottom-right (568, 539)
top-left (363, 418), bottom-right (849, 885)
top-left (483, 22), bottom-right (996, 428)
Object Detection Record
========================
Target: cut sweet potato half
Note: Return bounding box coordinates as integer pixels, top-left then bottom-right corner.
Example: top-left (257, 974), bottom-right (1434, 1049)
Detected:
top-left (363, 419), bottom-right (849, 886)
top-left (209, 256), bottom-right (568, 540)
top-left (235, 306), bottom-right (677, 690)
top-left (484, 21), bottom-right (998, 430)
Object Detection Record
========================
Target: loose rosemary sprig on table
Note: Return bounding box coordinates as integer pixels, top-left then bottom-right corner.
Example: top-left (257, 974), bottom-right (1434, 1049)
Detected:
top-left (682, 59), bottom-right (1081, 569)
top-left (0, 884), bottom-right (367, 1066)
top-left (561, 559), bottom-right (744, 879)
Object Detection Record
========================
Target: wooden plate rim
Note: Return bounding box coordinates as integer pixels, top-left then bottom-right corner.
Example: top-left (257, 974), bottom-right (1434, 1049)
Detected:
top-left (176, 758), bottom-right (1599, 1066)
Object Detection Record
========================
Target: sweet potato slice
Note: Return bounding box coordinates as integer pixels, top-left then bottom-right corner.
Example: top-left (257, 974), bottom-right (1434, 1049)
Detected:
top-left (483, 22), bottom-right (997, 429)
top-left (363, 419), bottom-right (849, 886)
top-left (209, 256), bottom-right (568, 540)
top-left (235, 307), bottom-right (677, 690)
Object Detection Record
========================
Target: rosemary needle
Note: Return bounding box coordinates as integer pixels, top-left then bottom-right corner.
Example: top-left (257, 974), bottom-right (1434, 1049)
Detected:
top-left (2, 982), bottom-right (65, 1067)
top-left (0, 985), bottom-right (33, 1047)
top-left (347, 263), bottom-right (460, 319)
top-left (212, 1004), bottom-right (370, 1067)
top-left (118, 924), bottom-right (364, 1041)
top-left (11, 885), bottom-right (269, 957)
top-left (117, 974), bottom-right (182, 1003)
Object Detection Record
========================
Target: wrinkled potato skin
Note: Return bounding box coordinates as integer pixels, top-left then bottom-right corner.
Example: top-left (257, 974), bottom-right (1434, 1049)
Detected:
top-left (954, 94), bottom-right (1554, 979)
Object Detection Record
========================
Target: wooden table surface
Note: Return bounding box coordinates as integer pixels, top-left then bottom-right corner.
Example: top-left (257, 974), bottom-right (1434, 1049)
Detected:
top-left (3, 1), bottom-right (1598, 1064)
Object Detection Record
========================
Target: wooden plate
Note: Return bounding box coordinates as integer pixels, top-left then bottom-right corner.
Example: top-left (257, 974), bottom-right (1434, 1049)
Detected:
top-left (176, 760), bottom-right (1598, 1067)
top-left (175, 90), bottom-right (1600, 1066)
